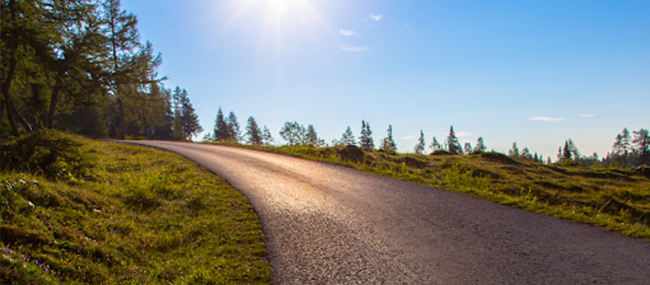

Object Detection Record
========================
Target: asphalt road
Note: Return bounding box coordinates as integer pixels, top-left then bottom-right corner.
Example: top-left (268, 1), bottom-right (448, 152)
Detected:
top-left (125, 141), bottom-right (650, 284)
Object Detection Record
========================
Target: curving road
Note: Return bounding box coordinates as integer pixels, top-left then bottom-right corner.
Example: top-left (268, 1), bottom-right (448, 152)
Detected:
top-left (125, 141), bottom-right (650, 284)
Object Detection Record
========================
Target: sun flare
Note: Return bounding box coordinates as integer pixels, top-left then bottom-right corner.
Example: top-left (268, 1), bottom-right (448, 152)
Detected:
top-left (213, 0), bottom-right (330, 53)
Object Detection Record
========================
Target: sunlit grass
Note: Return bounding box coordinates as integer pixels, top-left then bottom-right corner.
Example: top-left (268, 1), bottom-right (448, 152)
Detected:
top-left (216, 142), bottom-right (650, 240)
top-left (1, 139), bottom-right (270, 284)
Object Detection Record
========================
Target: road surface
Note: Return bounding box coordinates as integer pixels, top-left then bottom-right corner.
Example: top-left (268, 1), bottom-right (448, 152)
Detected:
top-left (125, 141), bottom-right (650, 284)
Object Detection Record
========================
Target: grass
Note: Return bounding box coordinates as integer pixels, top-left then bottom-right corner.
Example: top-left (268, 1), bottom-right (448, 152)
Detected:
top-left (213, 142), bottom-right (650, 241)
top-left (1, 138), bottom-right (270, 284)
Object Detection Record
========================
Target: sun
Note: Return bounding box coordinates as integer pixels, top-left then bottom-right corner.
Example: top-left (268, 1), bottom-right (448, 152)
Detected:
top-left (211, 0), bottom-right (330, 53)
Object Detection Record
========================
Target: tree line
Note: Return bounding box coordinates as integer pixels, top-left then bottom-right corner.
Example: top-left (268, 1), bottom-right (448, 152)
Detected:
top-left (1, 0), bottom-right (202, 141)
top-left (205, 109), bottom-right (649, 169)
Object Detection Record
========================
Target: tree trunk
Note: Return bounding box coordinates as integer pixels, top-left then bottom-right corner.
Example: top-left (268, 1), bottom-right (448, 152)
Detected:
top-left (47, 84), bottom-right (61, 129)
top-left (118, 97), bottom-right (126, 139)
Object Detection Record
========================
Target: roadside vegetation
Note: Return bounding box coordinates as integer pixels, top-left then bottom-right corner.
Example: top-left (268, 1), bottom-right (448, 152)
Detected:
top-left (1, 130), bottom-right (270, 284)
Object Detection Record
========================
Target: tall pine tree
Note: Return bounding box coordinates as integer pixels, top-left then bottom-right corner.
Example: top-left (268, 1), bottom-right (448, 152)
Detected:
top-left (474, 137), bottom-right (486, 153)
top-left (414, 130), bottom-right (425, 154)
top-left (359, 120), bottom-right (374, 150)
top-left (227, 111), bottom-right (241, 142)
top-left (340, 126), bottom-right (356, 146)
top-left (381, 125), bottom-right (397, 154)
top-left (213, 107), bottom-right (229, 141)
top-left (245, 116), bottom-right (262, 145)
top-left (430, 136), bottom-right (441, 153)
top-left (446, 126), bottom-right (462, 155)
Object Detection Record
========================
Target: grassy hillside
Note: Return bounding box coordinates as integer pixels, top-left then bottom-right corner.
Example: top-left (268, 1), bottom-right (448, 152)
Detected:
top-left (1, 135), bottom-right (270, 284)
top-left (223, 143), bottom-right (650, 240)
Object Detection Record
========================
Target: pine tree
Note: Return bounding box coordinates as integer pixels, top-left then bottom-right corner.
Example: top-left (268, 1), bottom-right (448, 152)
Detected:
top-left (304, 124), bottom-right (324, 147)
top-left (562, 140), bottom-right (572, 161)
top-left (261, 125), bottom-right (274, 146)
top-left (446, 126), bottom-right (462, 155)
top-left (280, 121), bottom-right (304, 145)
top-left (430, 136), bottom-right (442, 153)
top-left (245, 116), bottom-right (262, 145)
top-left (179, 89), bottom-right (202, 140)
top-left (172, 108), bottom-right (183, 140)
top-left (340, 126), bottom-right (356, 146)
top-left (633, 129), bottom-right (650, 166)
top-left (381, 125), bottom-right (397, 154)
top-left (213, 107), bottom-right (229, 141)
top-left (508, 142), bottom-right (520, 158)
top-left (620, 128), bottom-right (632, 168)
top-left (414, 130), bottom-right (425, 154)
top-left (567, 139), bottom-right (580, 161)
top-left (103, 0), bottom-right (150, 139)
top-left (534, 153), bottom-right (539, 162)
top-left (359, 120), bottom-right (374, 150)
top-left (474, 137), bottom-right (486, 153)
top-left (227, 111), bottom-right (241, 142)
top-left (521, 147), bottom-right (532, 160)
top-left (464, 142), bottom-right (472, 155)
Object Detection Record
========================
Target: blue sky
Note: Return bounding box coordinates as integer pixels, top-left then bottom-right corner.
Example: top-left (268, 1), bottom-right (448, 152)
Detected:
top-left (121, 0), bottom-right (649, 160)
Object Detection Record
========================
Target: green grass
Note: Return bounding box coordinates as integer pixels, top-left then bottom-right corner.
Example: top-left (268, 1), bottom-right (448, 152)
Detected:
top-left (214, 142), bottom-right (650, 240)
top-left (1, 138), bottom-right (270, 284)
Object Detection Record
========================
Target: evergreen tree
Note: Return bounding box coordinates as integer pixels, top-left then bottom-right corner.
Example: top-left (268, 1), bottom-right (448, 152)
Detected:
top-left (179, 89), bottom-right (202, 140)
top-left (474, 137), bottom-right (487, 153)
top-left (563, 141), bottom-right (572, 161)
top-left (567, 139), bottom-right (580, 160)
top-left (521, 147), bottom-right (532, 160)
top-left (213, 107), bottom-right (229, 141)
top-left (633, 128), bottom-right (650, 166)
top-left (103, 0), bottom-right (163, 139)
top-left (245, 116), bottom-right (262, 145)
top-left (508, 142), bottom-right (520, 158)
top-left (359, 120), bottom-right (375, 150)
top-left (380, 125), bottom-right (397, 154)
top-left (261, 125), bottom-right (274, 146)
top-left (534, 153), bottom-right (539, 162)
top-left (619, 128), bottom-right (632, 168)
top-left (414, 130), bottom-right (425, 154)
top-left (171, 109), bottom-right (183, 140)
top-left (430, 136), bottom-right (442, 153)
top-left (446, 126), bottom-right (462, 155)
top-left (227, 111), bottom-right (241, 142)
top-left (280, 121), bottom-right (304, 145)
top-left (464, 142), bottom-right (472, 155)
top-left (340, 126), bottom-right (356, 146)
top-left (304, 124), bottom-right (325, 147)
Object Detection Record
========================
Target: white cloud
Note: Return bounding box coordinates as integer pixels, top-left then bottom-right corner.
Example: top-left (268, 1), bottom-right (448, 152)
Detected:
top-left (370, 14), bottom-right (383, 21)
top-left (339, 29), bottom-right (357, 36)
top-left (456, 131), bottom-right (472, 137)
top-left (580, 114), bottom-right (595, 117)
top-left (340, 45), bottom-right (367, 52)
top-left (401, 136), bottom-right (414, 140)
top-left (529, 117), bottom-right (565, 122)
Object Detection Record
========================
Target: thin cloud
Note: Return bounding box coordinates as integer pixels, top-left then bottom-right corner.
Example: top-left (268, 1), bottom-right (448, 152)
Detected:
top-left (401, 136), bottom-right (414, 140)
top-left (456, 131), bottom-right (472, 137)
top-left (340, 45), bottom-right (367, 52)
top-left (580, 114), bottom-right (595, 117)
top-left (370, 14), bottom-right (383, 21)
top-left (339, 29), bottom-right (357, 36)
top-left (529, 117), bottom-right (565, 122)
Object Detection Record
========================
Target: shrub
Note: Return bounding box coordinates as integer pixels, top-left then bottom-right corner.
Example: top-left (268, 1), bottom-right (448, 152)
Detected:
top-left (0, 129), bottom-right (89, 179)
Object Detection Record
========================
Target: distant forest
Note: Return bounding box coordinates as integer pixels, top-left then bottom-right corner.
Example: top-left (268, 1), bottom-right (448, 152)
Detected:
top-left (1, 0), bottom-right (202, 141)
top-left (3, 1), bottom-right (647, 170)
